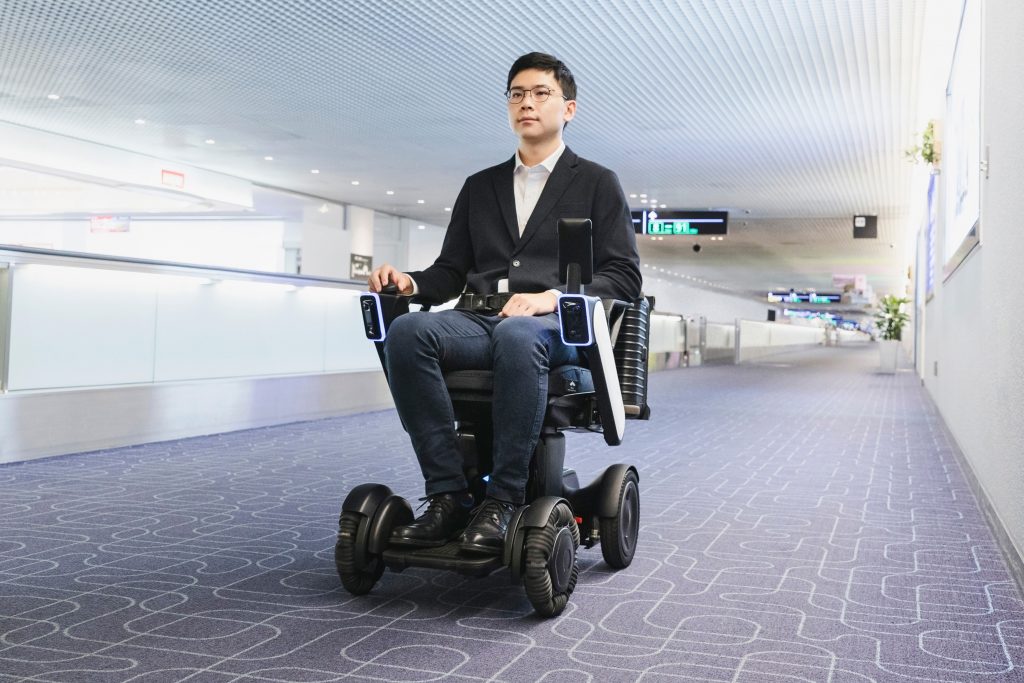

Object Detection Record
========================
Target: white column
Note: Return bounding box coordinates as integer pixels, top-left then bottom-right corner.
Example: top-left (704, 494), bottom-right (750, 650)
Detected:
top-left (299, 202), bottom-right (349, 278)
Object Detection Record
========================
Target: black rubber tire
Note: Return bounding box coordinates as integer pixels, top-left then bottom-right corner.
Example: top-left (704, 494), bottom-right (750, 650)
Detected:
top-left (522, 502), bottom-right (580, 617)
top-left (600, 469), bottom-right (640, 569)
top-left (335, 511), bottom-right (384, 595)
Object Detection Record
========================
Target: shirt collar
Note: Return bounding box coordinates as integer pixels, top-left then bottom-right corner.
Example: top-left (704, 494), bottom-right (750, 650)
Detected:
top-left (514, 142), bottom-right (566, 175)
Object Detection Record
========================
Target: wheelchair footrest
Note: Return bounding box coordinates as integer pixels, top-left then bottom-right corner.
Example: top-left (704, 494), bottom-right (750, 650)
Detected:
top-left (382, 541), bottom-right (505, 577)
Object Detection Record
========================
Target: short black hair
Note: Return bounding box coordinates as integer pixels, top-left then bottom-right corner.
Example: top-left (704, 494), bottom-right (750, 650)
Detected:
top-left (506, 52), bottom-right (577, 101)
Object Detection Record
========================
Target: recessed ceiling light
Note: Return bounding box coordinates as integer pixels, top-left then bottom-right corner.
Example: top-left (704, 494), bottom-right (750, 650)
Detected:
top-left (46, 93), bottom-right (60, 100)
top-left (134, 118), bottom-right (146, 125)
top-left (640, 199), bottom-right (647, 204)
top-left (311, 169), bottom-right (320, 174)
top-left (204, 139), bottom-right (216, 145)
top-left (318, 203), bottom-right (329, 214)
top-left (417, 199), bottom-right (425, 204)
top-left (659, 204), bottom-right (667, 208)
top-left (263, 156), bottom-right (273, 161)
top-left (351, 180), bottom-right (360, 186)
top-left (417, 224), bottom-right (425, 230)
top-left (629, 193), bottom-right (637, 199)
top-left (639, 193), bottom-right (647, 198)
top-left (444, 207), bottom-right (452, 212)
top-left (386, 190), bottom-right (395, 195)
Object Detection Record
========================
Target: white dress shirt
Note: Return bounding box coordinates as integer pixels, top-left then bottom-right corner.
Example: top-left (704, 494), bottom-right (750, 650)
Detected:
top-left (496, 143), bottom-right (566, 294)
top-left (513, 143), bottom-right (566, 237)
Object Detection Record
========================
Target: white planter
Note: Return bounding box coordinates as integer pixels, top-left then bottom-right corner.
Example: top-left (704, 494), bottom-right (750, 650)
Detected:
top-left (878, 339), bottom-right (899, 373)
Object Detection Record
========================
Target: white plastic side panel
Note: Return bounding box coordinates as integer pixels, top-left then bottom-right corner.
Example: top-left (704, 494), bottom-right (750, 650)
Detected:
top-left (8, 264), bottom-right (157, 389)
top-left (590, 299), bottom-right (625, 442)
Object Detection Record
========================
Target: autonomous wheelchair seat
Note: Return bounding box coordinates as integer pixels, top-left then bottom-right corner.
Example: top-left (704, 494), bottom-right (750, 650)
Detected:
top-left (337, 218), bottom-right (651, 617)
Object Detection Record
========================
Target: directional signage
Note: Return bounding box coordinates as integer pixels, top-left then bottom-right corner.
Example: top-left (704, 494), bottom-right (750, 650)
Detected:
top-left (632, 210), bottom-right (728, 236)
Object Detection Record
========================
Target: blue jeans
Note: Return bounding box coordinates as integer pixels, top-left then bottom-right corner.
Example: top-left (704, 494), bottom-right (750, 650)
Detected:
top-left (383, 310), bottom-right (579, 504)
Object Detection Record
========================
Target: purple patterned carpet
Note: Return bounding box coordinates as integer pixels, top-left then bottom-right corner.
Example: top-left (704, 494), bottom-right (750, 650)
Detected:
top-left (1, 344), bottom-right (1022, 682)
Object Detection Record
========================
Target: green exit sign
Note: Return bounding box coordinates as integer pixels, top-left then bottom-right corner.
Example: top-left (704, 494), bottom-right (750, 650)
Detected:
top-left (647, 220), bottom-right (699, 235)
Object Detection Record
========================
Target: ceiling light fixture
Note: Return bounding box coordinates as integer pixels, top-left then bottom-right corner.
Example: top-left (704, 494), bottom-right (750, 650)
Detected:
top-left (204, 139), bottom-right (216, 145)
top-left (263, 156), bottom-right (273, 161)
top-left (417, 199), bottom-right (425, 204)
top-left (444, 207), bottom-right (452, 212)
top-left (351, 180), bottom-right (360, 186)
top-left (386, 190), bottom-right (395, 195)
top-left (46, 93), bottom-right (60, 100)
top-left (134, 118), bottom-right (146, 125)
top-left (311, 169), bottom-right (320, 174)
top-left (417, 225), bottom-right (425, 230)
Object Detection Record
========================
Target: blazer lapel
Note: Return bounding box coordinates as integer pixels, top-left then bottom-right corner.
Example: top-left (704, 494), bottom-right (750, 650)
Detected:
top-left (492, 157), bottom-right (519, 244)
top-left (517, 148), bottom-right (579, 251)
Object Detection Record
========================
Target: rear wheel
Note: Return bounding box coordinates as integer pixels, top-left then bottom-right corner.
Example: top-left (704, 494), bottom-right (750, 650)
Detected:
top-left (600, 469), bottom-right (640, 568)
top-left (522, 502), bottom-right (580, 617)
top-left (335, 511), bottom-right (384, 595)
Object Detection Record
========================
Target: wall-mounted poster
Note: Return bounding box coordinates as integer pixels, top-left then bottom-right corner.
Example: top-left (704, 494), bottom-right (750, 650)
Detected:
top-left (350, 253), bottom-right (372, 279)
top-left (943, 0), bottom-right (982, 278)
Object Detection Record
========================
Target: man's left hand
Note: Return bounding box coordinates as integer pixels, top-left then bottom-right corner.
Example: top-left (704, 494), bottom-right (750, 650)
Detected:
top-left (499, 292), bottom-right (558, 317)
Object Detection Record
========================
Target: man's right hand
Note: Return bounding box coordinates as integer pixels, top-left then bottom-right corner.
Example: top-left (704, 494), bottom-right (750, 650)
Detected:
top-left (368, 264), bottom-right (413, 295)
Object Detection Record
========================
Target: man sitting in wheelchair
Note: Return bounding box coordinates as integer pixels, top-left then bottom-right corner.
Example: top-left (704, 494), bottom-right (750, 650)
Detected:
top-left (367, 52), bottom-right (641, 556)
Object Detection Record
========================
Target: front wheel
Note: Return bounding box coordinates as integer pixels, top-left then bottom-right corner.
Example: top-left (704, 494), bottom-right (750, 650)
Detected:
top-left (600, 469), bottom-right (640, 568)
top-left (522, 502), bottom-right (580, 617)
top-left (335, 511), bottom-right (384, 595)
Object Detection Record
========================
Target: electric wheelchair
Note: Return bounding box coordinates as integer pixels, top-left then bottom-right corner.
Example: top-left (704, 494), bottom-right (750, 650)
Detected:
top-left (337, 219), bottom-right (651, 617)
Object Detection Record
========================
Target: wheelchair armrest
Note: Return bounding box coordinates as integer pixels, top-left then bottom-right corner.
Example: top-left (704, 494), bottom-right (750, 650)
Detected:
top-left (557, 294), bottom-right (626, 446)
top-left (360, 284), bottom-right (435, 342)
top-left (360, 286), bottom-right (436, 378)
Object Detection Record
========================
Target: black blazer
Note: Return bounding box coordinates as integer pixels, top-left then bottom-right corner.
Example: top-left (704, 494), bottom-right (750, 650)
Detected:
top-left (408, 147), bottom-right (642, 304)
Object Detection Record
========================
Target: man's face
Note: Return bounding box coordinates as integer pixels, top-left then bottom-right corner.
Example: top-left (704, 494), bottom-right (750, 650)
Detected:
top-left (507, 68), bottom-right (576, 144)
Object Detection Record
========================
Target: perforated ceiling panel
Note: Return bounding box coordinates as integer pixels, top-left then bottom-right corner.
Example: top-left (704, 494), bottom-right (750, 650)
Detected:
top-left (0, 0), bottom-right (930, 297)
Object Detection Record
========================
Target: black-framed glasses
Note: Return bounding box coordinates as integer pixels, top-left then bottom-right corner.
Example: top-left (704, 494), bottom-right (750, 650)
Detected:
top-left (505, 86), bottom-right (566, 104)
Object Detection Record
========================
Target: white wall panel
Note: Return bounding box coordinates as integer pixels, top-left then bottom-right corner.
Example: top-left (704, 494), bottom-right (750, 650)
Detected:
top-left (153, 280), bottom-right (327, 381)
top-left (8, 264), bottom-right (157, 389)
top-left (324, 289), bottom-right (382, 372)
top-left (919, 0), bottom-right (1024, 581)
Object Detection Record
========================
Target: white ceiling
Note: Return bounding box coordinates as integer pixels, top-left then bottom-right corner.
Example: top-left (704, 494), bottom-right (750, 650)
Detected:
top-left (0, 0), bottom-right (940, 298)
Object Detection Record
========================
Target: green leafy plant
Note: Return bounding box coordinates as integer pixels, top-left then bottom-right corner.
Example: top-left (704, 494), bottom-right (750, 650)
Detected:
top-left (874, 295), bottom-right (910, 341)
top-left (905, 120), bottom-right (941, 167)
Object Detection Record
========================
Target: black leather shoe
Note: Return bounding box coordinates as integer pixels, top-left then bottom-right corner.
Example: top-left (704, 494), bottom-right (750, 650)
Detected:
top-left (459, 498), bottom-right (517, 555)
top-left (389, 492), bottom-right (472, 547)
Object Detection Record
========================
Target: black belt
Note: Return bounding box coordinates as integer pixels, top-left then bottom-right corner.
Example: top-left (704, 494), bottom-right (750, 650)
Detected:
top-left (455, 292), bottom-right (514, 313)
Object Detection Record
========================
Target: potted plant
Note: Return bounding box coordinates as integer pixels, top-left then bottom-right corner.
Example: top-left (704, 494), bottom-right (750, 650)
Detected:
top-left (905, 120), bottom-right (941, 172)
top-left (874, 295), bottom-right (910, 373)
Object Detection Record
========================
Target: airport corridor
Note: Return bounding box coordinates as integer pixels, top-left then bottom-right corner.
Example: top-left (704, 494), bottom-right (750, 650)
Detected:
top-left (1, 344), bottom-right (1022, 682)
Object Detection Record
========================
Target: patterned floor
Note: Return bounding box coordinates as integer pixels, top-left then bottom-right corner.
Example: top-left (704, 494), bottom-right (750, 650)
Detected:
top-left (1, 344), bottom-right (1022, 682)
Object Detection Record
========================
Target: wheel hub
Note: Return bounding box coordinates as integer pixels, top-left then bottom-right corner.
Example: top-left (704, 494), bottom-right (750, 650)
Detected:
top-left (549, 527), bottom-right (574, 593)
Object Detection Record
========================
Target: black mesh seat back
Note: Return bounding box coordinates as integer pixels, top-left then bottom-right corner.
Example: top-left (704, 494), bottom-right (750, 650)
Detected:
top-left (613, 296), bottom-right (652, 419)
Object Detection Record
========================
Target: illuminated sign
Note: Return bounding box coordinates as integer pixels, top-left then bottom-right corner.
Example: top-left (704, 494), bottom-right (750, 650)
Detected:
top-left (89, 215), bottom-right (131, 233)
top-left (768, 291), bottom-right (842, 304)
top-left (632, 210), bottom-right (728, 236)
